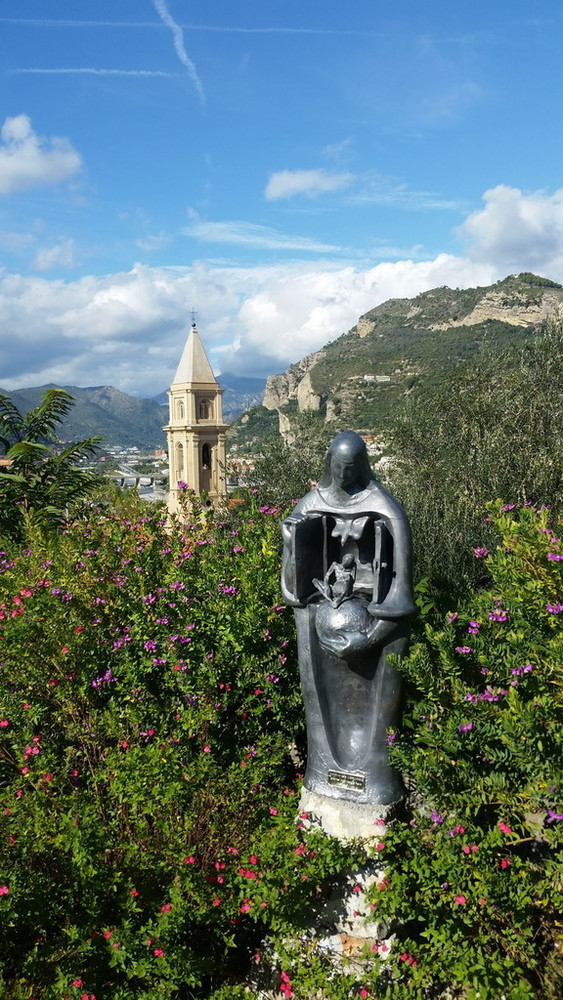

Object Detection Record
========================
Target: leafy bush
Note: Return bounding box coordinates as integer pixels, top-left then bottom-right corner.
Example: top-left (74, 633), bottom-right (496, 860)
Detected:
top-left (386, 316), bottom-right (563, 592)
top-left (0, 490), bottom-right (361, 999)
top-left (1, 488), bottom-right (562, 999)
top-left (369, 501), bottom-right (563, 1000)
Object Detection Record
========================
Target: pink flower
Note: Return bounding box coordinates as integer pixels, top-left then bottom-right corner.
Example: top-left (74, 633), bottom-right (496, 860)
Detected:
top-left (183, 856), bottom-right (196, 864)
top-left (202, 745), bottom-right (211, 754)
top-left (0, 885), bottom-right (9, 895)
top-left (498, 821), bottom-right (513, 834)
top-left (212, 897), bottom-right (221, 906)
top-left (131, 889), bottom-right (139, 897)
top-left (72, 980), bottom-right (84, 987)
top-left (454, 895), bottom-right (467, 905)
top-left (360, 990), bottom-right (369, 998)
top-left (161, 903), bottom-right (172, 913)
top-left (499, 858), bottom-right (511, 869)
top-left (269, 807), bottom-right (278, 815)
top-left (103, 930), bottom-right (112, 939)
top-left (0, 719), bottom-right (9, 727)
top-left (240, 902), bottom-right (251, 913)
top-left (153, 948), bottom-right (164, 957)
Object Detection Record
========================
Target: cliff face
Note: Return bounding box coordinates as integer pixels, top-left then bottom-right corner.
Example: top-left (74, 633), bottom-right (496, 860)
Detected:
top-left (260, 273), bottom-right (563, 440)
top-left (262, 349), bottom-right (327, 411)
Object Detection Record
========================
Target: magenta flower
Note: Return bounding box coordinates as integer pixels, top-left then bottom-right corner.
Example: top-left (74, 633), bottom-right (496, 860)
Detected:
top-left (473, 547), bottom-right (489, 558)
top-left (459, 722), bottom-right (474, 733)
top-left (455, 646), bottom-right (471, 654)
top-left (547, 552), bottom-right (563, 561)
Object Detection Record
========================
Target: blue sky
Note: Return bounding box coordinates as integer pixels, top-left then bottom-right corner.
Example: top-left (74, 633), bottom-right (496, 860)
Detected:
top-left (1, 0), bottom-right (563, 395)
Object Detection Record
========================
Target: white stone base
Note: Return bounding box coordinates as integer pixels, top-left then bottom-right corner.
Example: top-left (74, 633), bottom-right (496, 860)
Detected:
top-left (298, 786), bottom-right (397, 843)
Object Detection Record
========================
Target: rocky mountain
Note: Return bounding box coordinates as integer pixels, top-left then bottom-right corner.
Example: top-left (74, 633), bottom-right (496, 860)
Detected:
top-left (0, 384), bottom-right (168, 450)
top-left (261, 272), bottom-right (563, 442)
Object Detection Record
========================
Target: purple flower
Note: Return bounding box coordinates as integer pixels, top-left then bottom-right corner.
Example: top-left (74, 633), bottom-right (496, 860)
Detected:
top-left (547, 553), bottom-right (563, 561)
top-left (489, 610), bottom-right (508, 622)
top-left (455, 646), bottom-right (472, 654)
top-left (511, 663), bottom-right (533, 676)
top-left (431, 810), bottom-right (445, 823)
top-left (546, 603), bottom-right (563, 614)
top-left (459, 722), bottom-right (474, 733)
top-left (177, 481), bottom-right (189, 490)
top-left (546, 810), bottom-right (563, 823)
top-left (447, 613), bottom-right (458, 623)
top-left (92, 669), bottom-right (117, 688)
top-left (473, 547), bottom-right (489, 559)
top-left (502, 504), bottom-right (516, 511)
top-left (144, 640), bottom-right (157, 652)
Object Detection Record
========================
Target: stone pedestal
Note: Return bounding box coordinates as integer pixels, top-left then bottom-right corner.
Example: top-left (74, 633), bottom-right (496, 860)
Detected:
top-left (298, 788), bottom-right (398, 966)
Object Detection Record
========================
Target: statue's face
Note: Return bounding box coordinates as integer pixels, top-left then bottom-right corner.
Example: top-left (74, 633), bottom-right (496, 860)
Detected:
top-left (330, 453), bottom-right (359, 489)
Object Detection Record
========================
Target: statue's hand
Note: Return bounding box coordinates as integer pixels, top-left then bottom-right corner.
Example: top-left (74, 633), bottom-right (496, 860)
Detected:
top-left (317, 629), bottom-right (370, 660)
top-left (366, 617), bottom-right (402, 647)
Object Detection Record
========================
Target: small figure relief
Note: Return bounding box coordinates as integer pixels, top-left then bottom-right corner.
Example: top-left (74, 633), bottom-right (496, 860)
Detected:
top-left (313, 552), bottom-right (356, 608)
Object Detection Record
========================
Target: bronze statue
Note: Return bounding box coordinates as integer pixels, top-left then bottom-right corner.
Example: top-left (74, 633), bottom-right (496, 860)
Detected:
top-left (281, 430), bottom-right (416, 805)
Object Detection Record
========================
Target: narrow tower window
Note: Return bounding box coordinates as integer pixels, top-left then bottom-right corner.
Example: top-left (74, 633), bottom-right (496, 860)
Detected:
top-left (199, 399), bottom-right (210, 420)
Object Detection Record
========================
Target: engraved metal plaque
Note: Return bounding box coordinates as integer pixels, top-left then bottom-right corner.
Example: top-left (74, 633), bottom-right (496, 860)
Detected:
top-left (327, 769), bottom-right (366, 792)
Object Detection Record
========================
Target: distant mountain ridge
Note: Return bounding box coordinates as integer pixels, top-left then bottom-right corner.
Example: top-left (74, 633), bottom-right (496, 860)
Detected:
top-left (261, 272), bottom-right (563, 440)
top-left (0, 373), bottom-right (267, 451)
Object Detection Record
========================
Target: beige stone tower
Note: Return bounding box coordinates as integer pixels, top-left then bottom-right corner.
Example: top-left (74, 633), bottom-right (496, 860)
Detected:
top-left (164, 321), bottom-right (228, 514)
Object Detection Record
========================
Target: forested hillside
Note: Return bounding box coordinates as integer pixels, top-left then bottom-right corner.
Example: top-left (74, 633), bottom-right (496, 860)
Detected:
top-left (256, 272), bottom-right (563, 448)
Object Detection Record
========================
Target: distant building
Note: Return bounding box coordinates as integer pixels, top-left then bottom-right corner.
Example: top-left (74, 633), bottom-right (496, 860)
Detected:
top-left (164, 320), bottom-right (227, 514)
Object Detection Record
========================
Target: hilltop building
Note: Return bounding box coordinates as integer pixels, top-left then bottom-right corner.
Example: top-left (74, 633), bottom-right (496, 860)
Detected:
top-left (164, 321), bottom-right (228, 514)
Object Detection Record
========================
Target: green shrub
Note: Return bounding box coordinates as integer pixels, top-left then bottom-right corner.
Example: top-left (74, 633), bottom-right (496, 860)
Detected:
top-left (1, 491), bottom-right (562, 999)
top-left (364, 501), bottom-right (563, 1000)
top-left (0, 491), bottom-right (356, 999)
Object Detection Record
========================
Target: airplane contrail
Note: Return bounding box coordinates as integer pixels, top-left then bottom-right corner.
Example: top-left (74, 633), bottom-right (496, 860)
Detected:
top-left (152, 0), bottom-right (206, 106)
top-left (8, 67), bottom-right (181, 76)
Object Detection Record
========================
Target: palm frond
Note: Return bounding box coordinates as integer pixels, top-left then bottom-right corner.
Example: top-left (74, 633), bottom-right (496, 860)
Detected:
top-left (0, 393), bottom-right (25, 443)
top-left (23, 389), bottom-right (75, 442)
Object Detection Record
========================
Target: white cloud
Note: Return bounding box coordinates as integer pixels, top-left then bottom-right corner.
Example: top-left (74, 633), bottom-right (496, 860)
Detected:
top-left (185, 218), bottom-right (341, 252)
top-left (135, 232), bottom-right (172, 252)
top-left (265, 169), bottom-right (354, 201)
top-left (0, 256), bottom-right (497, 396)
top-left (457, 185), bottom-right (563, 275)
top-left (4, 185), bottom-right (563, 397)
top-left (0, 115), bottom-right (82, 195)
top-left (32, 239), bottom-right (78, 271)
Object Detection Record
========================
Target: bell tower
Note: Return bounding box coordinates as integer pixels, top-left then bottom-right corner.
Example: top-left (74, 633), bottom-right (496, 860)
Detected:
top-left (164, 320), bottom-right (228, 514)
